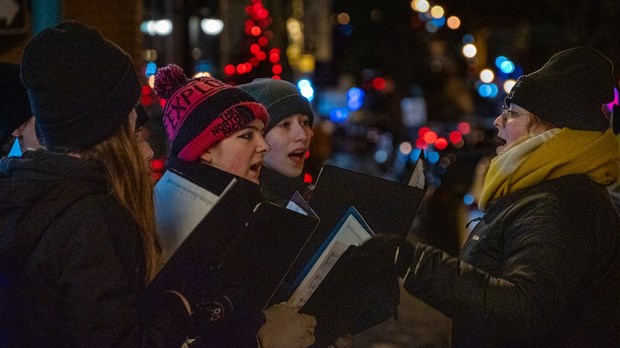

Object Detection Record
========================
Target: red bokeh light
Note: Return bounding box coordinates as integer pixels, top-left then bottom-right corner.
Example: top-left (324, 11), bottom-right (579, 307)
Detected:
top-left (372, 77), bottom-right (386, 90)
top-left (457, 121), bottom-right (471, 134)
top-left (449, 131), bottom-right (463, 144)
top-left (150, 158), bottom-right (165, 171)
top-left (415, 138), bottom-right (427, 149)
top-left (256, 9), bottom-right (269, 20)
top-left (434, 138), bottom-right (448, 150)
top-left (236, 64), bottom-right (248, 74)
top-left (141, 85), bottom-right (152, 96)
top-left (423, 131), bottom-right (438, 144)
top-left (224, 64), bottom-right (235, 75)
top-left (250, 26), bottom-right (262, 36)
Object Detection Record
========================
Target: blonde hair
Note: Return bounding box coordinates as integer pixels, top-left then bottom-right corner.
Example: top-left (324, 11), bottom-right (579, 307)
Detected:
top-left (528, 113), bottom-right (556, 133)
top-left (79, 121), bottom-right (160, 282)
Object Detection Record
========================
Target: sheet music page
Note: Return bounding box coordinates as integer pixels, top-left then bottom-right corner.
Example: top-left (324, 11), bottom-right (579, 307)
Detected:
top-left (154, 170), bottom-right (221, 263)
top-left (288, 212), bottom-right (373, 307)
top-left (286, 191), bottom-right (319, 219)
top-left (408, 150), bottom-right (426, 189)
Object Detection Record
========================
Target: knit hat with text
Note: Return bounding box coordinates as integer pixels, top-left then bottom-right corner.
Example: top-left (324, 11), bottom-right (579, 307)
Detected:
top-left (21, 21), bottom-right (140, 151)
top-left (0, 63), bottom-right (32, 146)
top-left (505, 47), bottom-right (614, 132)
top-left (153, 65), bottom-right (269, 161)
top-left (239, 78), bottom-right (314, 134)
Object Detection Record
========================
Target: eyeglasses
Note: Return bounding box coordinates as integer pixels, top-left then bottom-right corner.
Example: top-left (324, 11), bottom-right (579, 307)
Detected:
top-left (499, 109), bottom-right (529, 127)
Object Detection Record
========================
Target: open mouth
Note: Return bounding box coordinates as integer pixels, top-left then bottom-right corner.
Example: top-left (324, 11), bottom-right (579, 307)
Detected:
top-left (250, 161), bottom-right (262, 172)
top-left (495, 136), bottom-right (507, 154)
top-left (289, 149), bottom-right (306, 159)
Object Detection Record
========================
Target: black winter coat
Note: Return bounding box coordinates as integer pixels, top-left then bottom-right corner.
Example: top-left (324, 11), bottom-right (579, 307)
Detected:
top-left (259, 165), bottom-right (308, 205)
top-left (0, 150), bottom-right (191, 347)
top-left (403, 175), bottom-right (620, 347)
top-left (164, 158), bottom-right (266, 347)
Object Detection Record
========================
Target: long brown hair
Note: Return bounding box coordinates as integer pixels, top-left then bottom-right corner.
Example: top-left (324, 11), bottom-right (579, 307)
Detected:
top-left (79, 120), bottom-right (160, 282)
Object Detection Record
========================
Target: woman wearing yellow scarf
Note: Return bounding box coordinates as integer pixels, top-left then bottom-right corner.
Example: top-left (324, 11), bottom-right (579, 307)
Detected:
top-left (358, 47), bottom-right (620, 347)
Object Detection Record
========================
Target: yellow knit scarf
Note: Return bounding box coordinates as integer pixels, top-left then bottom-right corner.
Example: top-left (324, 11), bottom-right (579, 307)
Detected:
top-left (479, 128), bottom-right (620, 211)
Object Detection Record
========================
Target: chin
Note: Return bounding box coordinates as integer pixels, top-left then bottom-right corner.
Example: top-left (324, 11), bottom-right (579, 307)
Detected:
top-left (285, 167), bottom-right (303, 178)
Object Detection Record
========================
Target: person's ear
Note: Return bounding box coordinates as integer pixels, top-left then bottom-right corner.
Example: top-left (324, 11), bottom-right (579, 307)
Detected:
top-left (200, 151), bottom-right (213, 163)
top-left (11, 129), bottom-right (22, 139)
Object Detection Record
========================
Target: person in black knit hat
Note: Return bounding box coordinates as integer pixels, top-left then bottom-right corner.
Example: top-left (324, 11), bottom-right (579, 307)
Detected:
top-left (0, 62), bottom-right (38, 157)
top-left (0, 20), bottom-right (224, 347)
top-left (356, 46), bottom-right (620, 347)
top-left (239, 78), bottom-right (315, 202)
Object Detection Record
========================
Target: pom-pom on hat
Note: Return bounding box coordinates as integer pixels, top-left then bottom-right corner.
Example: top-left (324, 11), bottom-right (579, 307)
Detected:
top-left (239, 78), bottom-right (314, 134)
top-left (20, 21), bottom-right (140, 151)
top-left (153, 64), bottom-right (269, 162)
top-left (0, 63), bottom-right (32, 146)
top-left (505, 47), bottom-right (614, 132)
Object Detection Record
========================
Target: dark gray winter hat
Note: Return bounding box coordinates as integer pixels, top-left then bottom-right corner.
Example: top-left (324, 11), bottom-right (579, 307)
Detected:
top-left (239, 78), bottom-right (314, 133)
top-left (21, 21), bottom-right (140, 151)
top-left (505, 47), bottom-right (614, 132)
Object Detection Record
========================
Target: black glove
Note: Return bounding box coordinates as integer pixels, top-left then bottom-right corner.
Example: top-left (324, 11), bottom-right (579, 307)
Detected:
top-left (190, 268), bottom-right (268, 346)
top-left (354, 234), bottom-right (414, 278)
top-left (170, 266), bottom-right (238, 334)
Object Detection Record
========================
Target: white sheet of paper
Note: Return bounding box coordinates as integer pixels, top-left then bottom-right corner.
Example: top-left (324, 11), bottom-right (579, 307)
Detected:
top-left (288, 212), bottom-right (373, 307)
top-left (154, 170), bottom-right (220, 263)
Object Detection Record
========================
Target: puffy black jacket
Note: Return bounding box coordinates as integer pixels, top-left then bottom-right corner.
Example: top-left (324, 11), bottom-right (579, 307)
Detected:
top-left (403, 175), bottom-right (620, 347)
top-left (0, 150), bottom-right (191, 347)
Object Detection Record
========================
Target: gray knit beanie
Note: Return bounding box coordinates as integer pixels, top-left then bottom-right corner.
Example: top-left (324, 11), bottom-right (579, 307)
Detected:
top-left (505, 47), bottom-right (614, 132)
top-left (239, 78), bottom-right (314, 133)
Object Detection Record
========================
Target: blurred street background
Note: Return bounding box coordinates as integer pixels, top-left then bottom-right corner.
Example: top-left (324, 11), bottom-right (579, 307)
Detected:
top-left (2, 1), bottom-right (619, 346)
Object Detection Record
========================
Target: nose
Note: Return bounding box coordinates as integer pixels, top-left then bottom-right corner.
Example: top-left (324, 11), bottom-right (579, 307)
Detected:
top-left (141, 142), bottom-right (154, 161)
top-left (258, 133), bottom-right (271, 153)
top-left (292, 122), bottom-right (310, 141)
top-left (493, 114), bottom-right (503, 129)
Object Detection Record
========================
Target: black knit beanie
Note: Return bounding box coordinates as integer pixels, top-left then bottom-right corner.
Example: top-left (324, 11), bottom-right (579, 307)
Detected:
top-left (21, 21), bottom-right (140, 151)
top-left (239, 78), bottom-right (314, 134)
top-left (505, 47), bottom-right (614, 132)
top-left (0, 63), bottom-right (32, 146)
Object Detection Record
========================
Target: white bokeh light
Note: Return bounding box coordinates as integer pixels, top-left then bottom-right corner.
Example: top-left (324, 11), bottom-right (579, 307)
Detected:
top-left (201, 19), bottom-right (224, 35)
top-left (462, 44), bottom-right (477, 58)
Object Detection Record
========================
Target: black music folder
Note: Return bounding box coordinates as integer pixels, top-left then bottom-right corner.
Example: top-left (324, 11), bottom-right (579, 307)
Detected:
top-left (277, 165), bottom-right (427, 345)
top-left (145, 174), bottom-right (253, 301)
top-left (309, 164), bottom-right (426, 239)
top-left (218, 201), bottom-right (320, 312)
top-left (148, 168), bottom-right (320, 315)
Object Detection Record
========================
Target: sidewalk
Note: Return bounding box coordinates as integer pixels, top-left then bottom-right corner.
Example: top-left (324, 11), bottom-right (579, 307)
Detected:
top-left (353, 283), bottom-right (452, 348)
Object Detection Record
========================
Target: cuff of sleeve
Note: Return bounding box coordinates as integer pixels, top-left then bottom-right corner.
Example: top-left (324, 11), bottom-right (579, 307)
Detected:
top-left (395, 241), bottom-right (415, 277)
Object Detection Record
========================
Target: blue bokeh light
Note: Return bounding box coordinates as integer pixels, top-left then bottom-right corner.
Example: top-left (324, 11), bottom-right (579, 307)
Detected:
top-left (427, 151), bottom-right (440, 163)
top-left (463, 193), bottom-right (475, 205)
top-left (329, 108), bottom-right (349, 123)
